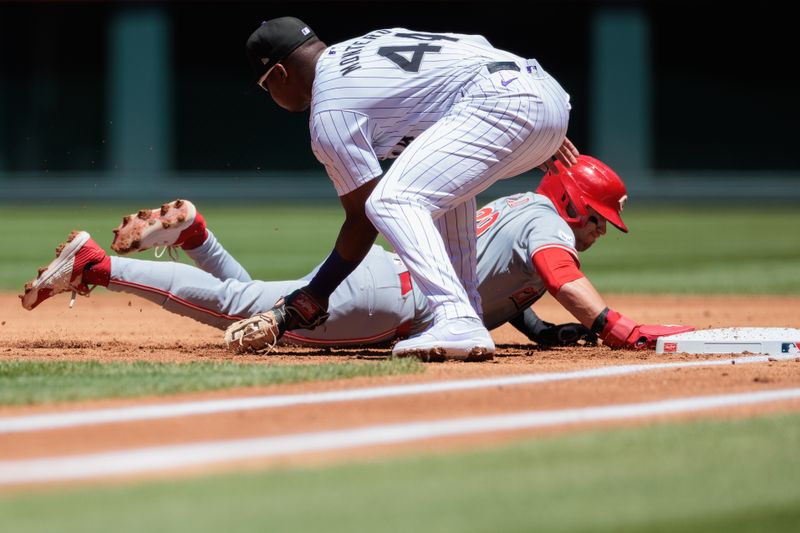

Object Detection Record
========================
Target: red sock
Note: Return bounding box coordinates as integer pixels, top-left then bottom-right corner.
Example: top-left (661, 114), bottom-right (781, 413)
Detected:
top-left (180, 212), bottom-right (208, 250)
top-left (83, 255), bottom-right (111, 287)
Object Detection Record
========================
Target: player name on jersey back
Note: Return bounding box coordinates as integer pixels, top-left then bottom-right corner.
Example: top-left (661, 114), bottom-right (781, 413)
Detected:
top-left (311, 29), bottom-right (525, 165)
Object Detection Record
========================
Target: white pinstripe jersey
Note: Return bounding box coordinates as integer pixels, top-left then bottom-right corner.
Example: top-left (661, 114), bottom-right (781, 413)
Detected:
top-left (309, 28), bottom-right (528, 196)
top-left (474, 192), bottom-right (579, 330)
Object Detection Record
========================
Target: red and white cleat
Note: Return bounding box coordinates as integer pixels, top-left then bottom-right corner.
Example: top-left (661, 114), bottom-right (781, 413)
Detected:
top-left (111, 199), bottom-right (206, 256)
top-left (20, 231), bottom-right (108, 310)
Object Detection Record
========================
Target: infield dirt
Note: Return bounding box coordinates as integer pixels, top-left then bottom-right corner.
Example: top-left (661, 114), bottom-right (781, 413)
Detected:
top-left (1, 292), bottom-right (799, 488)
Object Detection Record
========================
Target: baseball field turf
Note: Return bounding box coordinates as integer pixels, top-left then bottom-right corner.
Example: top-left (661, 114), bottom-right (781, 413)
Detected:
top-left (1, 202), bottom-right (798, 293)
top-left (1, 202), bottom-right (798, 532)
top-left (2, 413), bottom-right (799, 532)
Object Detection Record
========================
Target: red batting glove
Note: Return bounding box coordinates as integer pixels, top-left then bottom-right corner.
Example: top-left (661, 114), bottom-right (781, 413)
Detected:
top-left (597, 308), bottom-right (696, 350)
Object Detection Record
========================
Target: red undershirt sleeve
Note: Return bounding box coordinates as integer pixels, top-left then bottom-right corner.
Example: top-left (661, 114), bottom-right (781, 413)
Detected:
top-left (531, 246), bottom-right (584, 296)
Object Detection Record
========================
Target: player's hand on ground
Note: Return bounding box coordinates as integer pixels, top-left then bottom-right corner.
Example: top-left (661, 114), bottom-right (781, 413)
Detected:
top-left (531, 320), bottom-right (598, 347)
top-left (624, 324), bottom-right (696, 350)
top-left (596, 308), bottom-right (695, 350)
top-left (538, 137), bottom-right (579, 173)
top-left (605, 323), bottom-right (697, 350)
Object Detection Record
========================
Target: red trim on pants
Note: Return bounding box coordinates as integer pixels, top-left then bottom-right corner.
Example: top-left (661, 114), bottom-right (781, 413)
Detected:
top-left (109, 279), bottom-right (247, 321)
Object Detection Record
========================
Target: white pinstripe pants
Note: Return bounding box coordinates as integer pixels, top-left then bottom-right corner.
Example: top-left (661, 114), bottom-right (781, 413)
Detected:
top-left (366, 63), bottom-right (570, 324)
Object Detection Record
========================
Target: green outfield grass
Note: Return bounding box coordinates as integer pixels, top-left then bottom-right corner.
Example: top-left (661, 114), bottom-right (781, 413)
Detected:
top-left (0, 203), bottom-right (345, 289)
top-left (0, 202), bottom-right (797, 293)
top-left (0, 358), bottom-right (422, 406)
top-left (580, 205), bottom-right (800, 294)
top-left (2, 412), bottom-right (798, 532)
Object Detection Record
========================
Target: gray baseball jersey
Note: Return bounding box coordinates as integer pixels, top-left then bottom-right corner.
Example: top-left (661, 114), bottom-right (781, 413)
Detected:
top-left (473, 192), bottom-right (578, 330)
top-left (103, 193), bottom-right (576, 346)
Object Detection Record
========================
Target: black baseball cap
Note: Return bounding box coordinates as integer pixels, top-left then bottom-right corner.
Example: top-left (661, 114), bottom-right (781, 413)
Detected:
top-left (246, 17), bottom-right (316, 83)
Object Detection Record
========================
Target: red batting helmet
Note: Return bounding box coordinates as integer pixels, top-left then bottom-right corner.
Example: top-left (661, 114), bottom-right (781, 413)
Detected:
top-left (536, 155), bottom-right (628, 233)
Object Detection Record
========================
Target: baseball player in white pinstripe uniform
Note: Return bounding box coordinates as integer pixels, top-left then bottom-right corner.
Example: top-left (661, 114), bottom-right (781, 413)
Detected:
top-left (20, 156), bottom-right (694, 356)
top-left (239, 17), bottom-right (578, 360)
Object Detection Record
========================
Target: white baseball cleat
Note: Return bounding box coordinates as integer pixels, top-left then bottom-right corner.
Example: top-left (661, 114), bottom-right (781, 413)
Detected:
top-left (20, 230), bottom-right (108, 310)
top-left (392, 318), bottom-right (495, 362)
top-left (111, 199), bottom-right (206, 256)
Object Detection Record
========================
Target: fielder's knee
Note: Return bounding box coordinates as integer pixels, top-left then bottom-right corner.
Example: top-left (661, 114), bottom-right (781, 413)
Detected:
top-left (368, 189), bottom-right (438, 223)
top-left (365, 190), bottom-right (393, 226)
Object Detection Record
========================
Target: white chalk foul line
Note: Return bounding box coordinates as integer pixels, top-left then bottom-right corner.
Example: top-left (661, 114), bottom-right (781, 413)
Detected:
top-left (0, 354), bottom-right (794, 434)
top-left (1, 387), bottom-right (799, 486)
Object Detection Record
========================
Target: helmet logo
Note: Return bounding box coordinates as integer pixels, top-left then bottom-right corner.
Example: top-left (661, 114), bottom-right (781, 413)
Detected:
top-left (618, 195), bottom-right (628, 212)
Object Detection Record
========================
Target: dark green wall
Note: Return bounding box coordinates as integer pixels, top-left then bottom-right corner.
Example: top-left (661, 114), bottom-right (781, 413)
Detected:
top-left (0, 1), bottom-right (797, 175)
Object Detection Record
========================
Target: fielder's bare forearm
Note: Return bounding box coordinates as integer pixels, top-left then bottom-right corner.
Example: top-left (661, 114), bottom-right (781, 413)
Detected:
top-left (334, 210), bottom-right (378, 261)
top-left (305, 179), bottom-right (379, 301)
top-left (336, 179), bottom-right (379, 261)
top-left (554, 276), bottom-right (607, 328)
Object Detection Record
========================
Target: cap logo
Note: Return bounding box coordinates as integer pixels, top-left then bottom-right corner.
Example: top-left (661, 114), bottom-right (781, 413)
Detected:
top-left (301, 26), bottom-right (311, 35)
top-left (618, 194), bottom-right (628, 212)
top-left (260, 57), bottom-right (269, 65)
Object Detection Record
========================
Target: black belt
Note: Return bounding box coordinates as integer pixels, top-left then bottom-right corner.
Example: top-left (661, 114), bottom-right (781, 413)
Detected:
top-left (486, 61), bottom-right (520, 74)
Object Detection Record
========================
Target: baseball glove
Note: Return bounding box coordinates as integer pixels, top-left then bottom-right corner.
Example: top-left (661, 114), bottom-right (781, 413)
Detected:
top-left (223, 287), bottom-right (330, 354)
top-left (224, 307), bottom-right (288, 354)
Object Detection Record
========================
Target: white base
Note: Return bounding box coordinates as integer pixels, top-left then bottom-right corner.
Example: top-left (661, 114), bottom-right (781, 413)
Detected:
top-left (656, 327), bottom-right (800, 356)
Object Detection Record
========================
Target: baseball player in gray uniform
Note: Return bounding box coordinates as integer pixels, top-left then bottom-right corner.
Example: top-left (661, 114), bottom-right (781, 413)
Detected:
top-left (20, 156), bottom-right (694, 357)
top-left (240, 17), bottom-right (579, 361)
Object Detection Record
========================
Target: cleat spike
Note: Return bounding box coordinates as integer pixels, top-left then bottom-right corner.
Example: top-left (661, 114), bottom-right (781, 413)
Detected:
top-left (107, 199), bottom-right (200, 256)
